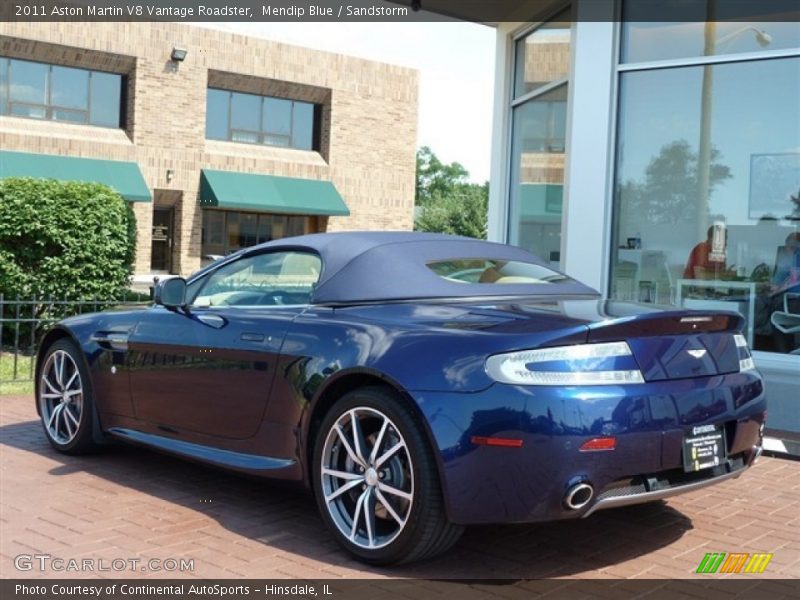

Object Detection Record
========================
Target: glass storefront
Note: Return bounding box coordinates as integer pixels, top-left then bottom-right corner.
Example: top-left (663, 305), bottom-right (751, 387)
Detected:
top-left (201, 210), bottom-right (314, 258)
top-left (622, 21), bottom-right (800, 63)
top-left (508, 10), bottom-right (571, 268)
top-left (611, 21), bottom-right (800, 356)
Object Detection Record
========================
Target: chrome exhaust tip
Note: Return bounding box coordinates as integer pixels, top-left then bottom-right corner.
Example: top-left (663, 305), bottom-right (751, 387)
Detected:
top-left (750, 445), bottom-right (763, 465)
top-left (564, 482), bottom-right (594, 510)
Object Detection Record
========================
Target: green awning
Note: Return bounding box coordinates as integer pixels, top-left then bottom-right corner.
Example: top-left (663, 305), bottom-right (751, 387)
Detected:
top-left (199, 169), bottom-right (349, 216)
top-left (0, 150), bottom-right (151, 202)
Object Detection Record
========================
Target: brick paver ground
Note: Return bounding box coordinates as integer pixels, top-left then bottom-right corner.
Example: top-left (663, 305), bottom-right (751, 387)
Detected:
top-left (1, 394), bottom-right (798, 580)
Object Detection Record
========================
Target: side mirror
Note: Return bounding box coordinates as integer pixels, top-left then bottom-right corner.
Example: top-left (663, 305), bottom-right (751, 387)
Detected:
top-left (154, 277), bottom-right (187, 309)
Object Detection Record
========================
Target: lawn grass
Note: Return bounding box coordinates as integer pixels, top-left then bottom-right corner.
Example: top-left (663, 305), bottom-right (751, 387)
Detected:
top-left (0, 353), bottom-right (34, 396)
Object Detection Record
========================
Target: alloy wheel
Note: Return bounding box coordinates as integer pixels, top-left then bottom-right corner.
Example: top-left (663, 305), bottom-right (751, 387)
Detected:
top-left (320, 406), bottom-right (414, 549)
top-left (39, 350), bottom-right (84, 445)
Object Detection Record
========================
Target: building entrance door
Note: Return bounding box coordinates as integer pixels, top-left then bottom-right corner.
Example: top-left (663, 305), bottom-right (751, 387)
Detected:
top-left (150, 207), bottom-right (174, 273)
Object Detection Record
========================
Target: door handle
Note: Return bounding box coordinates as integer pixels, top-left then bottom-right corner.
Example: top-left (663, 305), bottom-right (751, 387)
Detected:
top-left (241, 332), bottom-right (265, 342)
top-left (93, 332), bottom-right (128, 351)
top-left (195, 314), bottom-right (226, 329)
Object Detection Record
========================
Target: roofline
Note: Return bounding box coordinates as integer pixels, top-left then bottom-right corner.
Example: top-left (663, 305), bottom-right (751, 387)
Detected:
top-left (315, 292), bottom-right (601, 308)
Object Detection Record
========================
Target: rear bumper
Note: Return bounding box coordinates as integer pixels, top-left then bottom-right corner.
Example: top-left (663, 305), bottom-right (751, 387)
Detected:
top-left (412, 371), bottom-right (766, 525)
top-left (582, 445), bottom-right (760, 517)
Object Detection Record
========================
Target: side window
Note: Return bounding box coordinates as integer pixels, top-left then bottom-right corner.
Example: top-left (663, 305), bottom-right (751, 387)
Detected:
top-left (192, 251), bottom-right (321, 307)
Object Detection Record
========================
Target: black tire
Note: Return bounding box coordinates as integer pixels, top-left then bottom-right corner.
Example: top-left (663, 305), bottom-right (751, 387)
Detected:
top-left (312, 386), bottom-right (463, 565)
top-left (37, 339), bottom-right (98, 454)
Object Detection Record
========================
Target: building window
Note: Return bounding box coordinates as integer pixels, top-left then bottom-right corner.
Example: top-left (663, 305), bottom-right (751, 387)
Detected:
top-left (610, 20), bottom-right (800, 357)
top-left (205, 88), bottom-right (318, 151)
top-left (0, 57), bottom-right (123, 127)
top-left (508, 9), bottom-right (572, 268)
top-left (621, 19), bottom-right (800, 64)
top-left (201, 209), bottom-right (315, 258)
top-left (513, 11), bottom-right (572, 96)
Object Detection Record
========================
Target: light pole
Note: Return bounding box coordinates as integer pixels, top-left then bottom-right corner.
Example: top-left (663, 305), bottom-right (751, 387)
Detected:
top-left (695, 9), bottom-right (772, 245)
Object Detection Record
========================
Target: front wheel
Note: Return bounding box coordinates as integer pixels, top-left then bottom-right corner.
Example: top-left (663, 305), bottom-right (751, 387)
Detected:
top-left (312, 386), bottom-right (463, 564)
top-left (37, 339), bottom-right (98, 454)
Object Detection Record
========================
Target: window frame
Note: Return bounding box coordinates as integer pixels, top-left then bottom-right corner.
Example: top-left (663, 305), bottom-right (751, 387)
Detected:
top-left (188, 248), bottom-right (323, 309)
top-left (1, 56), bottom-right (124, 129)
top-left (506, 6), bottom-right (574, 264)
top-left (205, 86), bottom-right (319, 151)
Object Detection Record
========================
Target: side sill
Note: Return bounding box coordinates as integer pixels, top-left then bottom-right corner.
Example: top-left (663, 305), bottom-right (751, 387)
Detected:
top-left (107, 427), bottom-right (296, 472)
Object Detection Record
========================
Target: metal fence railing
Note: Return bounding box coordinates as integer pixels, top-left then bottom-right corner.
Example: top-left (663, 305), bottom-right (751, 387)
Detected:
top-left (0, 292), bottom-right (150, 385)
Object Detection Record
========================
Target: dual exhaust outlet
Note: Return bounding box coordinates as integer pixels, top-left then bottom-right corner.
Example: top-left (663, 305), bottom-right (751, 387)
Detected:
top-left (564, 482), bottom-right (594, 511)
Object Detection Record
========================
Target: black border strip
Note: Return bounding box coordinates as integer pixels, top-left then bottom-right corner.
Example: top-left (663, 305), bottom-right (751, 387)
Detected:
top-left (1, 0), bottom-right (799, 23)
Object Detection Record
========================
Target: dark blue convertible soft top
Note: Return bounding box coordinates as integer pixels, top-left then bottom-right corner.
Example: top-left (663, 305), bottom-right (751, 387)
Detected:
top-left (232, 231), bottom-right (598, 304)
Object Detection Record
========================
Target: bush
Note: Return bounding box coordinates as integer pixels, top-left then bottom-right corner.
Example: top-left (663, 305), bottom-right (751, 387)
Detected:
top-left (0, 177), bottom-right (137, 301)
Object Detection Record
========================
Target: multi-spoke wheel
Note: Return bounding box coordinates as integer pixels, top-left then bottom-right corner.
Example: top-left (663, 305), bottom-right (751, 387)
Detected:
top-left (312, 386), bottom-right (463, 564)
top-left (37, 339), bottom-right (97, 453)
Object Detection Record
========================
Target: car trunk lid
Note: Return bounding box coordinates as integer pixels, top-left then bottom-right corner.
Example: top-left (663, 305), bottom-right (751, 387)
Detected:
top-left (583, 308), bottom-right (743, 381)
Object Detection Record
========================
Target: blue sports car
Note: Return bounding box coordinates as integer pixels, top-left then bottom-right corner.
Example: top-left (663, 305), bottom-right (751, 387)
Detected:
top-left (35, 232), bottom-right (766, 564)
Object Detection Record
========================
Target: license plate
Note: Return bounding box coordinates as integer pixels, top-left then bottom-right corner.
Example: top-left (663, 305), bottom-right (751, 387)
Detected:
top-left (683, 424), bottom-right (726, 473)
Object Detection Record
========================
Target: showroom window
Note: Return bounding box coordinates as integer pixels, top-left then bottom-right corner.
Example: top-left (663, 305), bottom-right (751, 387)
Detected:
top-left (507, 8), bottom-right (572, 268)
top-left (201, 210), bottom-right (314, 258)
top-left (0, 57), bottom-right (123, 127)
top-left (205, 88), bottom-right (317, 151)
top-left (611, 17), bottom-right (800, 355)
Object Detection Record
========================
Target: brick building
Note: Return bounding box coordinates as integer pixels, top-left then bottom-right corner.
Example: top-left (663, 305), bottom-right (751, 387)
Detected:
top-left (0, 22), bottom-right (418, 278)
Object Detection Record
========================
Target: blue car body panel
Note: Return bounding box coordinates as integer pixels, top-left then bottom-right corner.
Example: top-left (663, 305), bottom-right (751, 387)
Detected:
top-left (35, 233), bottom-right (766, 526)
top-left (412, 373), bottom-right (764, 524)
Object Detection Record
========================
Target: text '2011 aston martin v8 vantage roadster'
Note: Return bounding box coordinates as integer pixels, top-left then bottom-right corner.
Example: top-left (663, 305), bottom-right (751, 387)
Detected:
top-left (35, 232), bottom-right (765, 564)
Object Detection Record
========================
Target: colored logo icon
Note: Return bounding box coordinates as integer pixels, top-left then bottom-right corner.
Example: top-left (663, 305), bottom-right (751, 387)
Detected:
top-left (696, 552), bottom-right (773, 574)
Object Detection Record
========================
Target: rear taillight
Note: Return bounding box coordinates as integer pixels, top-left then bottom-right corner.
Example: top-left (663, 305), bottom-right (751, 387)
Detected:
top-left (734, 334), bottom-right (756, 372)
top-left (580, 437), bottom-right (617, 451)
top-left (485, 341), bottom-right (645, 386)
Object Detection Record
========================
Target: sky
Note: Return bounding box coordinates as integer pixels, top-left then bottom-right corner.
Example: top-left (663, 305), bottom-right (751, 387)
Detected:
top-left (192, 22), bottom-right (497, 183)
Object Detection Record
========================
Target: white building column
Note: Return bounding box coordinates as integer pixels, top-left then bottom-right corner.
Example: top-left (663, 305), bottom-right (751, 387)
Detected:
top-left (487, 23), bottom-right (517, 244)
top-left (561, 10), bottom-right (617, 292)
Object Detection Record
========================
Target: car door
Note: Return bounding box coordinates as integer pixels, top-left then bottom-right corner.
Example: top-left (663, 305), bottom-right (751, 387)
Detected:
top-left (127, 249), bottom-right (322, 440)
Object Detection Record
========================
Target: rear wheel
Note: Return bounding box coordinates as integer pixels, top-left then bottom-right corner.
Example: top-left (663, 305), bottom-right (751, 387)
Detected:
top-left (312, 386), bottom-right (463, 564)
top-left (37, 339), bottom-right (98, 454)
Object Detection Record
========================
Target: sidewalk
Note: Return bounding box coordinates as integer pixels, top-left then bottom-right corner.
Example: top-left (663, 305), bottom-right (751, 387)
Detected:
top-left (1, 394), bottom-right (798, 580)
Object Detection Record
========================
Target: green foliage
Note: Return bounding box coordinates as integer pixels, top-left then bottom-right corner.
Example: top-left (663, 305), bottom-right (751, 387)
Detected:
top-left (0, 353), bottom-right (34, 396)
top-left (414, 147), bottom-right (488, 239)
top-left (415, 184), bottom-right (488, 240)
top-left (415, 146), bottom-right (469, 207)
top-left (618, 140), bottom-right (731, 227)
top-left (0, 177), bottom-right (137, 301)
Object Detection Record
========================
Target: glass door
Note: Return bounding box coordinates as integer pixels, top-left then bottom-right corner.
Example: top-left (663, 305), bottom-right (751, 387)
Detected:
top-left (150, 207), bottom-right (174, 273)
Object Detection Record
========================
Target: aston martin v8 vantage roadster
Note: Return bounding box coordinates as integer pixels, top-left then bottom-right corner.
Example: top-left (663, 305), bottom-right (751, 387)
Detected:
top-left (36, 232), bottom-right (765, 564)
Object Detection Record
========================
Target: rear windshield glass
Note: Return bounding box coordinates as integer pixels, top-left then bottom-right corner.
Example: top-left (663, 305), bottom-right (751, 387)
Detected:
top-left (426, 259), bottom-right (573, 285)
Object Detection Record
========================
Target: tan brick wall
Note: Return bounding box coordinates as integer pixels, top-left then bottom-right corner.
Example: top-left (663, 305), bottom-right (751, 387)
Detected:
top-left (0, 22), bottom-right (418, 276)
top-left (521, 153), bottom-right (565, 185)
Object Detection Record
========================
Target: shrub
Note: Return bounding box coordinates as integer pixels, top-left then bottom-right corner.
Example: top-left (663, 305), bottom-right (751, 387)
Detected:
top-left (0, 177), bottom-right (137, 301)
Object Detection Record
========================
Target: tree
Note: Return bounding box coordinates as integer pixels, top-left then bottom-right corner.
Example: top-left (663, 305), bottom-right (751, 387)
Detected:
top-left (0, 178), bottom-right (137, 301)
top-left (415, 184), bottom-right (488, 240)
top-left (414, 147), bottom-right (488, 239)
top-left (415, 146), bottom-right (469, 206)
top-left (618, 140), bottom-right (731, 228)
top-left (789, 188), bottom-right (800, 221)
